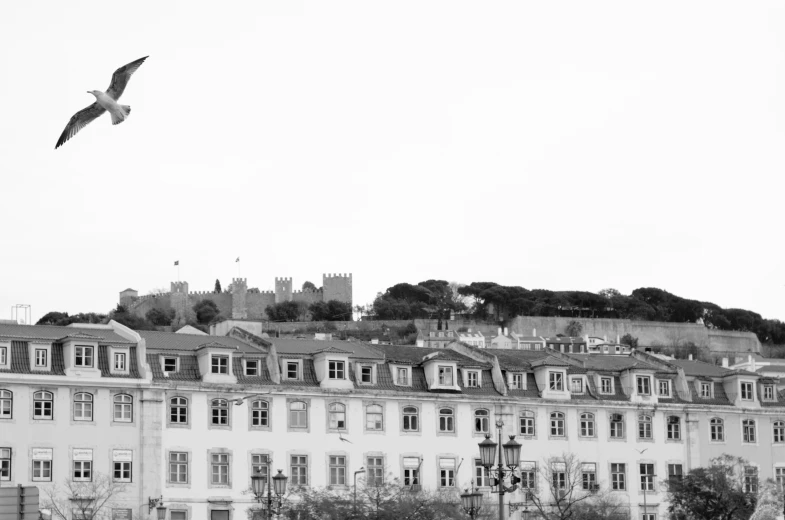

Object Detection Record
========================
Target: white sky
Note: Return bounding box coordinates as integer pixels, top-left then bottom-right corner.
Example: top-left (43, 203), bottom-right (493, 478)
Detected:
top-left (1, 1), bottom-right (783, 324)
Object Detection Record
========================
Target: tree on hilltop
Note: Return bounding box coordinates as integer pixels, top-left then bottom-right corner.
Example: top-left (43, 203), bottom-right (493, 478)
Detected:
top-left (193, 299), bottom-right (221, 325)
top-left (302, 281), bottom-right (317, 291)
top-left (214, 279), bottom-right (222, 293)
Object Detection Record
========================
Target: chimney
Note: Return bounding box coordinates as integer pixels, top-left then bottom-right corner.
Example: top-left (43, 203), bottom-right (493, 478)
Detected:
top-left (616, 334), bottom-right (620, 344)
top-left (532, 328), bottom-right (536, 336)
top-left (468, 328), bottom-right (472, 333)
top-left (503, 327), bottom-right (508, 336)
top-left (604, 335), bottom-right (607, 342)
top-left (497, 327), bottom-right (502, 337)
top-left (688, 354), bottom-right (693, 361)
top-left (721, 357), bottom-right (728, 368)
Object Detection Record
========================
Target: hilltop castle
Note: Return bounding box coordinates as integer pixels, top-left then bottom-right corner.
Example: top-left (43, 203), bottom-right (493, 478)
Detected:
top-left (120, 273), bottom-right (352, 323)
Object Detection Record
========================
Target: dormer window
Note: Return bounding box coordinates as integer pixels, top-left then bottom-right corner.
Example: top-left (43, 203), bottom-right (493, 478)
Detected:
top-left (0, 346), bottom-right (6, 367)
top-left (360, 365), bottom-right (373, 384)
top-left (570, 378), bottom-right (583, 394)
top-left (509, 373), bottom-right (524, 390)
top-left (700, 382), bottom-right (712, 398)
top-left (636, 376), bottom-right (651, 396)
top-left (549, 372), bottom-right (563, 391)
top-left (35, 349), bottom-right (48, 368)
top-left (658, 380), bottom-right (671, 397)
top-left (286, 361), bottom-right (300, 380)
top-left (438, 366), bottom-right (453, 385)
top-left (245, 360), bottom-right (259, 376)
top-left (75, 346), bottom-right (94, 368)
top-left (466, 371), bottom-right (479, 388)
top-left (741, 382), bottom-right (754, 401)
top-left (328, 361), bottom-right (345, 380)
top-left (211, 355), bottom-right (228, 374)
top-left (396, 367), bottom-right (409, 385)
top-left (113, 352), bottom-right (126, 371)
top-left (163, 357), bottom-right (177, 373)
top-left (600, 377), bottom-right (613, 394)
top-left (763, 385), bottom-right (775, 401)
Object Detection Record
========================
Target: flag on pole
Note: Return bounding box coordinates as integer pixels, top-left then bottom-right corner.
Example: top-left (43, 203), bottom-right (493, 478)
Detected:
top-left (236, 257), bottom-right (240, 262)
top-left (174, 260), bottom-right (179, 266)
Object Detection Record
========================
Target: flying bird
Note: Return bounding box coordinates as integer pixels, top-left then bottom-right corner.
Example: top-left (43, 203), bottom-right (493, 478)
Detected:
top-left (55, 56), bottom-right (149, 149)
top-left (338, 433), bottom-right (353, 444)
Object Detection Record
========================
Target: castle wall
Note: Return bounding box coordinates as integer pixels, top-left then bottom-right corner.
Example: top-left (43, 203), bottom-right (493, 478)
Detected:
top-left (247, 292), bottom-right (276, 320)
top-left (130, 294), bottom-right (173, 319)
top-left (292, 289), bottom-right (323, 306)
top-left (323, 273), bottom-right (352, 304)
top-left (188, 292), bottom-right (232, 319)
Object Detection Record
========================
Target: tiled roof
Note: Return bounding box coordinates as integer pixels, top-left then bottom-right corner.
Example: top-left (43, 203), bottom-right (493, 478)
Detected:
top-left (233, 356), bottom-right (272, 385)
top-left (372, 344), bottom-right (480, 366)
top-left (459, 369), bottom-right (501, 396)
top-left (570, 354), bottom-right (664, 372)
top-left (530, 356), bottom-right (572, 368)
top-left (506, 373), bottom-right (541, 398)
top-left (757, 383), bottom-right (782, 408)
top-left (0, 324), bottom-right (133, 344)
top-left (489, 349), bottom-right (550, 371)
top-left (278, 359), bottom-right (320, 387)
top-left (668, 359), bottom-right (732, 377)
top-left (756, 365), bottom-right (785, 374)
top-left (271, 338), bottom-right (382, 359)
top-left (689, 382), bottom-right (733, 406)
top-left (97, 346), bottom-right (141, 378)
top-left (587, 376), bottom-right (629, 402)
top-left (147, 353), bottom-right (202, 381)
top-left (138, 330), bottom-right (259, 353)
top-left (0, 341), bottom-right (66, 375)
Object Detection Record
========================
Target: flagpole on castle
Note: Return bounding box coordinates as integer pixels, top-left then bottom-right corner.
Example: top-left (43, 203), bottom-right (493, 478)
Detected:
top-left (174, 260), bottom-right (180, 281)
top-left (236, 257), bottom-right (240, 278)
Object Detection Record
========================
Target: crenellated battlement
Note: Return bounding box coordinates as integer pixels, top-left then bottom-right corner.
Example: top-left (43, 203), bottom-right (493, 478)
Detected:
top-left (191, 290), bottom-right (221, 296)
top-left (275, 277), bottom-right (292, 282)
top-left (170, 281), bottom-right (189, 294)
top-left (323, 273), bottom-right (352, 280)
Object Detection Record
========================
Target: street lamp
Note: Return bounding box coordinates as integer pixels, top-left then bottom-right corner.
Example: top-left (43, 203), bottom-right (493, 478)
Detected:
top-left (460, 485), bottom-right (484, 519)
top-left (479, 419), bottom-right (522, 520)
top-left (251, 468), bottom-right (288, 520)
top-left (353, 466), bottom-right (366, 518)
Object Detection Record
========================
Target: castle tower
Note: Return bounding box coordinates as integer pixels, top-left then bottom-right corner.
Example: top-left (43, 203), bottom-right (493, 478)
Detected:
top-left (323, 273), bottom-right (352, 305)
top-left (275, 277), bottom-right (293, 304)
top-left (231, 278), bottom-right (248, 319)
top-left (119, 288), bottom-right (138, 309)
top-left (170, 281), bottom-right (190, 327)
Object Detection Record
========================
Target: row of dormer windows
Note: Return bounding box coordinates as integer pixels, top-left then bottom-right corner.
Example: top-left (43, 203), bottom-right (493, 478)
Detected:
top-left (0, 345), bottom-right (128, 372)
top-left (0, 390), bottom-right (133, 421)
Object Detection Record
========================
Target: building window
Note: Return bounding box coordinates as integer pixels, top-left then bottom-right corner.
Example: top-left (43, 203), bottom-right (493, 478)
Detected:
top-left (743, 466), bottom-right (758, 494)
top-left (550, 412), bottom-right (565, 437)
top-left (610, 414), bottom-right (625, 438)
top-left (743, 419), bottom-right (756, 443)
top-left (211, 453), bottom-right (229, 485)
top-left (73, 461), bottom-right (92, 482)
top-left (291, 455), bottom-right (308, 486)
top-left (289, 401), bottom-right (308, 428)
top-left (34, 391), bottom-right (53, 420)
top-left (33, 451), bottom-right (53, 482)
top-left (700, 382), bottom-right (712, 398)
top-left (510, 373), bottom-right (523, 390)
top-left (35, 349), bottom-right (48, 367)
top-left (580, 413), bottom-right (595, 437)
top-left (639, 463), bottom-right (655, 491)
top-left (114, 394), bottom-right (133, 422)
top-left (439, 408), bottom-right (454, 433)
top-left (403, 458), bottom-right (420, 486)
top-left (169, 452), bottom-right (188, 483)
top-left (113, 352), bottom-right (126, 371)
top-left (741, 382), bottom-right (754, 400)
top-left (211, 399), bottom-right (229, 426)
top-left (520, 410), bottom-right (535, 436)
top-left (163, 357), bottom-right (177, 372)
top-left (611, 463), bottom-right (626, 490)
top-left (286, 362), bottom-right (299, 380)
top-left (0, 448), bottom-right (10, 481)
top-left (396, 368), bottom-right (409, 385)
top-left (710, 418), bottom-right (724, 441)
top-left (252, 454), bottom-right (269, 488)
top-left (667, 417), bottom-right (681, 440)
top-left (667, 464), bottom-right (683, 486)
top-left (367, 457), bottom-right (384, 485)
top-left (329, 456), bottom-right (346, 486)
top-left (636, 376), bottom-right (651, 396)
top-left (251, 400), bottom-right (269, 427)
top-left (474, 409), bottom-right (490, 434)
top-left (211, 356), bottom-right (228, 374)
top-left (764, 385), bottom-right (775, 401)
top-left (439, 458), bottom-right (455, 487)
top-left (438, 366), bottom-right (453, 385)
top-left (245, 360), bottom-right (259, 376)
top-left (638, 414), bottom-right (652, 440)
top-left (774, 421), bottom-right (785, 443)
top-left (170, 397), bottom-right (188, 424)
top-left (114, 461), bottom-right (132, 482)
top-left (328, 403), bottom-right (346, 430)
top-left (775, 467), bottom-right (785, 492)
top-left (75, 346), bottom-right (93, 367)
top-left (466, 371), bottom-right (479, 388)
top-left (549, 372), bottom-right (563, 391)
top-left (600, 377), bottom-right (612, 394)
top-left (552, 462), bottom-right (566, 489)
top-left (0, 390), bottom-right (12, 419)
top-left (402, 406), bottom-right (419, 432)
top-left (0, 347), bottom-right (5, 366)
top-left (642, 514), bottom-right (655, 520)
top-left (571, 378), bottom-right (583, 394)
top-left (520, 462), bottom-right (536, 489)
top-left (360, 365), bottom-right (372, 383)
top-left (73, 393), bottom-right (93, 421)
top-left (475, 460), bottom-right (490, 487)
top-left (366, 404), bottom-right (383, 431)
top-left (658, 380), bottom-right (670, 397)
top-left (581, 463), bottom-right (597, 490)
top-left (328, 361), bottom-right (345, 380)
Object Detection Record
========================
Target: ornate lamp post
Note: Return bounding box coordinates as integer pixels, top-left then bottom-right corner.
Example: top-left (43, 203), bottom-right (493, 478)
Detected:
top-left (147, 496), bottom-right (166, 519)
top-left (251, 469), bottom-right (288, 520)
top-left (353, 467), bottom-right (366, 519)
top-left (460, 486), bottom-right (484, 519)
top-left (479, 419), bottom-right (522, 520)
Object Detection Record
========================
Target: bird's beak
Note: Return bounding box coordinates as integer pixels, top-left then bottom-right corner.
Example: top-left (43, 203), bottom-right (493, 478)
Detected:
top-left (86, 91), bottom-right (91, 94)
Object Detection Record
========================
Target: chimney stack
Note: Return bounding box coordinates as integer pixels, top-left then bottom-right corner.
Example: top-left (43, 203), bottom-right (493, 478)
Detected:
top-left (497, 327), bottom-right (502, 337)
top-left (721, 357), bottom-right (729, 368)
top-left (688, 354), bottom-right (693, 360)
top-left (532, 328), bottom-right (536, 336)
top-left (503, 327), bottom-right (508, 336)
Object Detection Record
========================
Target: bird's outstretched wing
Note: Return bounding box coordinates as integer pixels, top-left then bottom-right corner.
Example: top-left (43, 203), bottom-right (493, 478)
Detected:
top-left (55, 102), bottom-right (106, 149)
top-left (106, 56), bottom-right (149, 100)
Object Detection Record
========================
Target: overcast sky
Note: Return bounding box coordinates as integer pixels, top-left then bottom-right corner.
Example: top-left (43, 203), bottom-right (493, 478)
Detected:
top-left (1, 1), bottom-right (783, 324)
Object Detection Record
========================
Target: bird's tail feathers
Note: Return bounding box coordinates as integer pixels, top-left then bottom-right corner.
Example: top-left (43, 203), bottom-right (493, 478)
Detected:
top-left (111, 105), bottom-right (131, 125)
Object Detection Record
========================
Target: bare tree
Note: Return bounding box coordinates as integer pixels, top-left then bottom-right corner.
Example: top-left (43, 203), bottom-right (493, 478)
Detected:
top-left (41, 472), bottom-right (128, 520)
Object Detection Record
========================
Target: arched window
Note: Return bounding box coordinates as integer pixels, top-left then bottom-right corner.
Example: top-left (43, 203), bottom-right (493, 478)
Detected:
top-left (251, 400), bottom-right (269, 427)
top-left (579, 413), bottom-right (595, 437)
top-left (638, 413), bottom-right (652, 439)
top-left (402, 406), bottom-right (419, 432)
top-left (113, 394), bottom-right (132, 422)
top-left (439, 408), bottom-right (454, 433)
top-left (33, 391), bottom-right (53, 420)
top-left (366, 404), bottom-right (383, 430)
top-left (289, 401), bottom-right (307, 428)
top-left (73, 392), bottom-right (93, 421)
top-left (550, 412), bottom-right (565, 437)
top-left (474, 409), bottom-right (490, 434)
top-left (169, 397), bottom-right (188, 424)
top-left (328, 403), bottom-right (346, 430)
top-left (710, 417), bottom-right (724, 442)
top-left (519, 410), bottom-right (535, 436)
top-left (0, 390), bottom-right (11, 419)
top-left (667, 416), bottom-right (681, 440)
top-left (743, 419), bottom-right (756, 443)
top-left (773, 421), bottom-right (785, 443)
top-left (211, 399), bottom-right (229, 425)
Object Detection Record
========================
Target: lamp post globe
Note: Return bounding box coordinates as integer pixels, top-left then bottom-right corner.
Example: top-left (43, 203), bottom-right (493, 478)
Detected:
top-left (478, 434), bottom-right (497, 468)
top-left (155, 505), bottom-right (167, 520)
top-left (503, 436), bottom-right (521, 468)
top-left (273, 470), bottom-right (288, 496)
top-left (251, 471), bottom-right (265, 498)
top-left (460, 488), bottom-right (484, 519)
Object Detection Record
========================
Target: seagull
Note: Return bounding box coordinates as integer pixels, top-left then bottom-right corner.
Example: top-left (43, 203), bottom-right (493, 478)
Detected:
top-left (55, 56), bottom-right (148, 149)
top-left (338, 433), bottom-right (353, 444)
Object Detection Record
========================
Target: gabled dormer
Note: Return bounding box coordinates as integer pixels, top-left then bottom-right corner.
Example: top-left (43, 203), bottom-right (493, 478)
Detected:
top-left (531, 357), bottom-right (570, 400)
top-left (722, 372), bottom-right (761, 409)
top-left (29, 341), bottom-right (52, 373)
top-left (461, 367), bottom-right (483, 388)
top-left (620, 366), bottom-right (658, 403)
top-left (312, 346), bottom-right (353, 390)
top-left (422, 353), bottom-right (461, 391)
top-left (196, 342), bottom-right (238, 384)
top-left (61, 333), bottom-right (102, 378)
top-left (0, 340), bottom-right (10, 370)
top-left (389, 363), bottom-right (413, 387)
